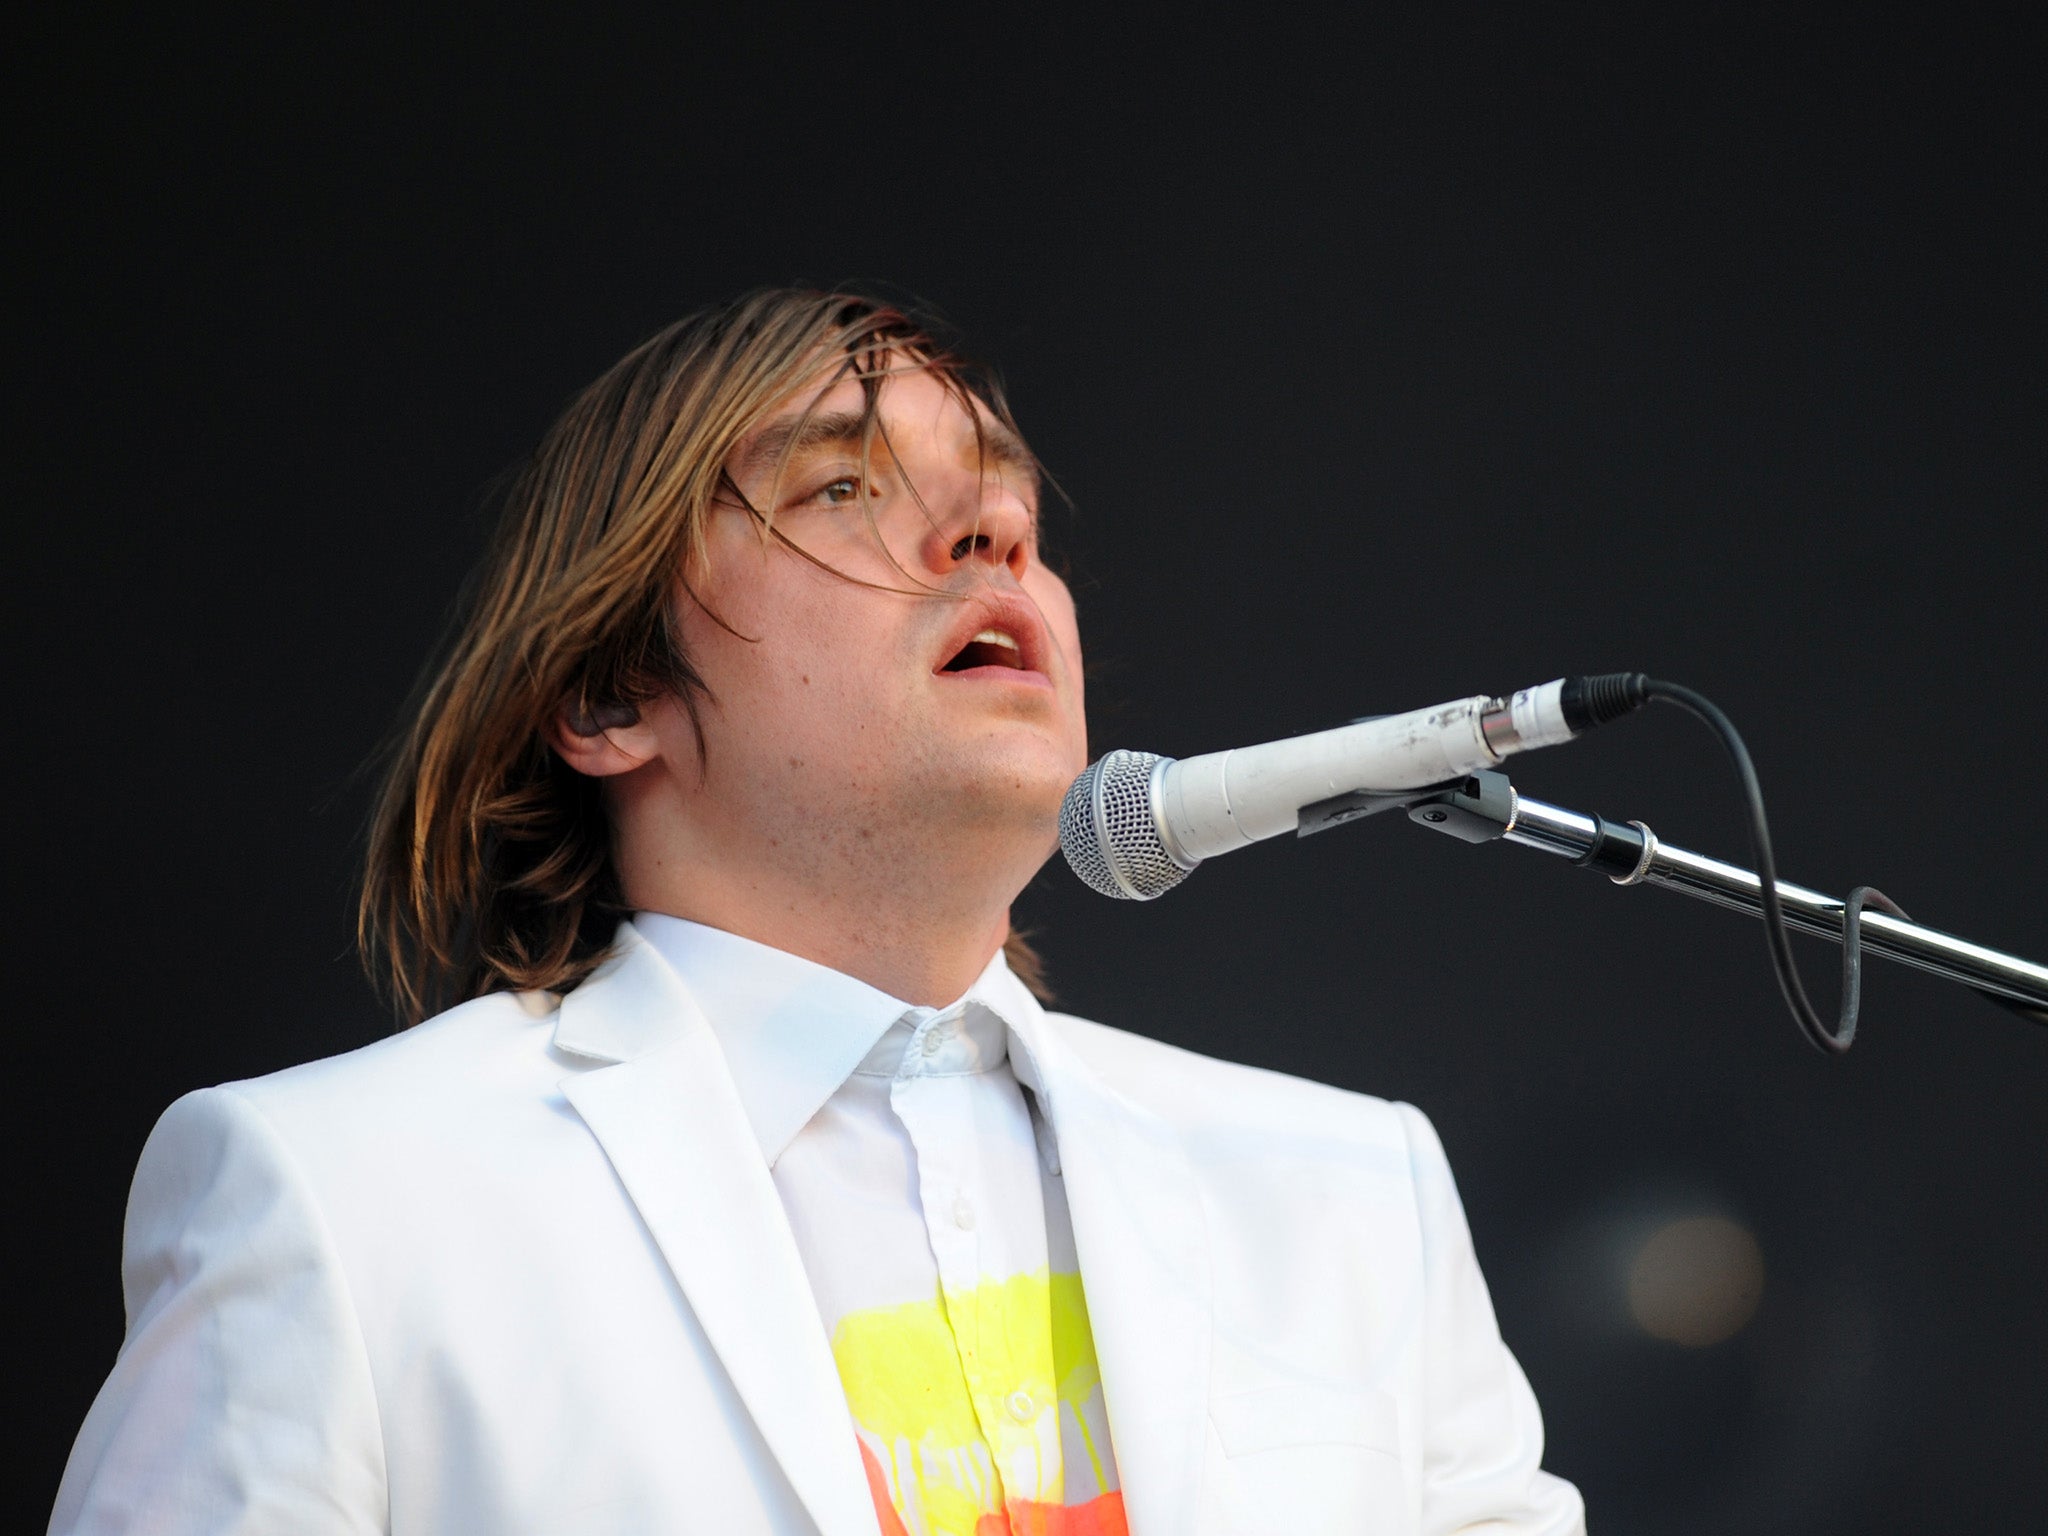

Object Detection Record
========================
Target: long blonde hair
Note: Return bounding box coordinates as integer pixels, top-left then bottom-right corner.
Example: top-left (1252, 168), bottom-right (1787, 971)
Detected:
top-left (360, 288), bottom-right (1050, 1025)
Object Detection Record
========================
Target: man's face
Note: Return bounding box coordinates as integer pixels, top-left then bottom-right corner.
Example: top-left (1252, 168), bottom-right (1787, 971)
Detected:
top-left (662, 363), bottom-right (1088, 875)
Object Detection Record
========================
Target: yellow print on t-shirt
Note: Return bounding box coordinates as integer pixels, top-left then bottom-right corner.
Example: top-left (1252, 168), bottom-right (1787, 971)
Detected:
top-left (832, 1269), bottom-right (1125, 1536)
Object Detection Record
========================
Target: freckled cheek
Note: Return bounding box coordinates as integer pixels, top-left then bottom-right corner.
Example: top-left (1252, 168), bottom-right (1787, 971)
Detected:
top-left (686, 622), bottom-right (770, 700)
top-left (751, 617), bottom-right (894, 721)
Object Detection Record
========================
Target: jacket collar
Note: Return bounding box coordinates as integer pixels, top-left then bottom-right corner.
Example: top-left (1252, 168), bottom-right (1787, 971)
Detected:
top-left (552, 925), bottom-right (878, 1536)
top-left (626, 913), bottom-right (911, 1164)
top-left (570, 916), bottom-right (1039, 1164)
top-left (549, 921), bottom-right (691, 1065)
top-left (553, 921), bottom-right (1213, 1534)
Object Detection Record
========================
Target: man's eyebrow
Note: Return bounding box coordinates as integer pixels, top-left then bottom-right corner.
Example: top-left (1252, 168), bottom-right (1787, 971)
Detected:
top-left (975, 417), bottom-right (1040, 489)
top-left (731, 409), bottom-right (872, 481)
top-left (730, 402), bottom-right (1041, 495)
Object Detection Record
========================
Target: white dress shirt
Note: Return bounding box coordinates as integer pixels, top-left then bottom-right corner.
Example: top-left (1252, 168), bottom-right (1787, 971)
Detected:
top-left (634, 914), bottom-right (1122, 1535)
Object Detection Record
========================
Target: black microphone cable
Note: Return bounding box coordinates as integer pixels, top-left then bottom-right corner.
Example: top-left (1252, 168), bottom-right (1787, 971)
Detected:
top-left (1575, 673), bottom-right (1918, 1054)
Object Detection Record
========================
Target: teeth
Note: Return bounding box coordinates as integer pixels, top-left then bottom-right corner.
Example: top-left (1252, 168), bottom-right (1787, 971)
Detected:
top-left (972, 629), bottom-right (1019, 649)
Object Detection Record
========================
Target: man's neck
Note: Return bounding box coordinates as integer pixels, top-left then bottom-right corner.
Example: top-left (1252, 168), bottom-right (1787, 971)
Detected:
top-left (627, 883), bottom-right (1009, 1007)
top-left (610, 759), bottom-right (1052, 1006)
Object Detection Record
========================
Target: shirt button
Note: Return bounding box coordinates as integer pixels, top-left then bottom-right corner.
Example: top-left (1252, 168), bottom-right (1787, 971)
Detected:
top-left (1006, 1389), bottom-right (1036, 1423)
top-left (922, 1022), bottom-right (952, 1055)
top-left (953, 1195), bottom-right (976, 1230)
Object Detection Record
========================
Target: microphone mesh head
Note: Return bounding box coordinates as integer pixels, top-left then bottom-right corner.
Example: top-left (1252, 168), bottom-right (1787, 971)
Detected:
top-left (1058, 750), bottom-right (1195, 900)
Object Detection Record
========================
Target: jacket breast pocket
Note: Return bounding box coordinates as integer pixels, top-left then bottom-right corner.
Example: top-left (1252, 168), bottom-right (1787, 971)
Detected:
top-left (1209, 1384), bottom-right (1408, 1536)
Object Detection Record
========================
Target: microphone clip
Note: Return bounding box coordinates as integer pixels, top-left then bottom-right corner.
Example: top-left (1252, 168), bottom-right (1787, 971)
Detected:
top-left (1297, 778), bottom-right (1482, 839)
top-left (1403, 771), bottom-right (1519, 845)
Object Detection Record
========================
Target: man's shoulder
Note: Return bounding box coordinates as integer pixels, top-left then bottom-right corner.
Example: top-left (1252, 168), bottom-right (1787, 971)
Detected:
top-left (234, 989), bottom-right (558, 1099)
top-left (183, 990), bottom-right (566, 1163)
top-left (1037, 1007), bottom-right (1421, 1156)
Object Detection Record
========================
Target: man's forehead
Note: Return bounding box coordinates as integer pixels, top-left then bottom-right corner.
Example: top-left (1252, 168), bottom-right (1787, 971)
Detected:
top-left (729, 368), bottom-right (1035, 485)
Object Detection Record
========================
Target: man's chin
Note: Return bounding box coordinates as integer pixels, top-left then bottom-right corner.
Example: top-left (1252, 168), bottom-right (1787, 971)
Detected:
top-left (916, 759), bottom-right (1074, 835)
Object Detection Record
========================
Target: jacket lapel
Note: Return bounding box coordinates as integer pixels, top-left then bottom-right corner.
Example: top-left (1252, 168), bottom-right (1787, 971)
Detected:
top-left (554, 929), bottom-right (876, 1536)
top-left (1005, 999), bottom-right (1214, 1536)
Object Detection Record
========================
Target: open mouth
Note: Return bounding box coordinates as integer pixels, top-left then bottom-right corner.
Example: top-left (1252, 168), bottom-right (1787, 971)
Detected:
top-left (941, 628), bottom-right (1027, 672)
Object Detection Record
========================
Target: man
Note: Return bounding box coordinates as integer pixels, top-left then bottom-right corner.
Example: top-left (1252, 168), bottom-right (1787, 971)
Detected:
top-left (53, 290), bottom-right (1584, 1533)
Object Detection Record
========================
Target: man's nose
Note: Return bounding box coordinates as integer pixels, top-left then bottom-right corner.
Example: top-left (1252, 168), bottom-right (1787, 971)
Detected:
top-left (918, 473), bottom-right (1033, 581)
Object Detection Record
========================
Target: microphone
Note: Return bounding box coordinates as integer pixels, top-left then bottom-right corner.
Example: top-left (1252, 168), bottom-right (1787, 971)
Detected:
top-left (1058, 673), bottom-right (1648, 899)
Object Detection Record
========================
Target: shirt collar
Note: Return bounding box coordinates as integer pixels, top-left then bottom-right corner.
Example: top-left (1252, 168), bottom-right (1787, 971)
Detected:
top-left (629, 912), bottom-right (1030, 1166)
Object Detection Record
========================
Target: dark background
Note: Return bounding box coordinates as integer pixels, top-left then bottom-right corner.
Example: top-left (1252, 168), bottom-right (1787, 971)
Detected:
top-left (13, 7), bottom-right (2045, 1531)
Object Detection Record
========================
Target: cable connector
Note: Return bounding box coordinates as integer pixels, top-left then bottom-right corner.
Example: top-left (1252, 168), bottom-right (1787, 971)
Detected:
top-left (1561, 672), bottom-right (1651, 733)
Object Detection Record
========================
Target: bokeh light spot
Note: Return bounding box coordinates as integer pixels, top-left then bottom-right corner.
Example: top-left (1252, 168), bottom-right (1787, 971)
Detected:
top-left (1626, 1214), bottom-right (1765, 1347)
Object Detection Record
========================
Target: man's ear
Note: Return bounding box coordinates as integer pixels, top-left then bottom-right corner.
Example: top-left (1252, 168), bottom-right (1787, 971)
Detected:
top-left (550, 700), bottom-right (658, 778)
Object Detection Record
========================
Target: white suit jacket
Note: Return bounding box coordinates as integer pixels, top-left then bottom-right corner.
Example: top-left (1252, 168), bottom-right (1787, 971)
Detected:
top-left (53, 924), bottom-right (1584, 1534)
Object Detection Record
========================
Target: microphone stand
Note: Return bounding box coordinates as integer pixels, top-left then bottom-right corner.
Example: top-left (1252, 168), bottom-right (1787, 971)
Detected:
top-left (1357, 770), bottom-right (2048, 1018)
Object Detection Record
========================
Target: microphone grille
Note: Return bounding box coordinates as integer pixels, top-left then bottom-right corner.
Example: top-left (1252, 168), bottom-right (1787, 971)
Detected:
top-left (1058, 750), bottom-right (1194, 901)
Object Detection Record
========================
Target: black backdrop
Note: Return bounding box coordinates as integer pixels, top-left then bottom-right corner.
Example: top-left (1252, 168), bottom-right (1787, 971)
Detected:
top-left (14, 9), bottom-right (2046, 1531)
